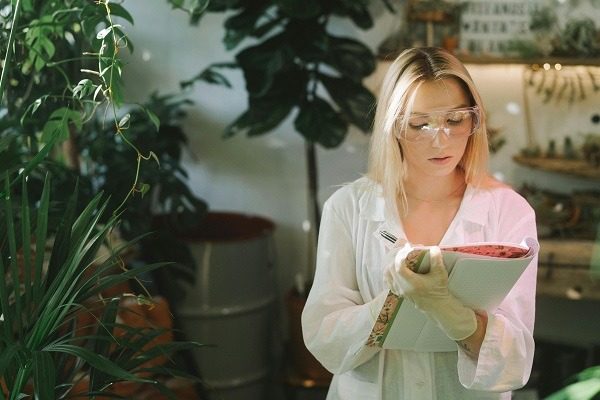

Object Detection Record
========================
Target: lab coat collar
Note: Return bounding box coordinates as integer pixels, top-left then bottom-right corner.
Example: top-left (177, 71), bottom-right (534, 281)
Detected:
top-left (358, 179), bottom-right (386, 221)
top-left (359, 180), bottom-right (491, 227)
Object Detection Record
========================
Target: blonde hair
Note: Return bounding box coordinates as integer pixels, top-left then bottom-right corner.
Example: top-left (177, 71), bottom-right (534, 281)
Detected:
top-left (367, 47), bottom-right (489, 214)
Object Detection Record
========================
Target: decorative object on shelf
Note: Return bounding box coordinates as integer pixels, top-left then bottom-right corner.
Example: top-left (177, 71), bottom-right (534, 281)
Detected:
top-left (505, 2), bottom-right (600, 59)
top-left (519, 184), bottom-right (600, 239)
top-left (546, 139), bottom-right (557, 158)
top-left (459, 0), bottom-right (541, 57)
top-left (519, 146), bottom-right (542, 158)
top-left (582, 133), bottom-right (600, 167)
top-left (563, 136), bottom-right (578, 160)
top-left (487, 125), bottom-right (506, 154)
top-left (518, 61), bottom-right (600, 163)
top-left (407, 0), bottom-right (463, 48)
top-left (523, 63), bottom-right (600, 104)
top-left (519, 184), bottom-right (578, 238)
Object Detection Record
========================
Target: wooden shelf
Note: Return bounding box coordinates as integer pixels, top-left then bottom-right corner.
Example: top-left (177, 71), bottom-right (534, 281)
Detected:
top-left (458, 55), bottom-right (600, 67)
top-left (377, 52), bottom-right (600, 67)
top-left (537, 266), bottom-right (600, 301)
top-left (513, 155), bottom-right (600, 180)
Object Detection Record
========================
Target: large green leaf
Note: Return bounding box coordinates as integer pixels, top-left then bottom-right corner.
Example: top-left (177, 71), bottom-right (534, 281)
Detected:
top-left (226, 99), bottom-right (293, 137)
top-left (252, 16), bottom-right (284, 39)
top-left (23, 16), bottom-right (59, 73)
top-left (45, 344), bottom-right (155, 384)
top-left (32, 351), bottom-right (56, 400)
top-left (544, 378), bottom-right (600, 400)
top-left (325, 35), bottom-right (375, 81)
top-left (108, 3), bottom-right (135, 25)
top-left (319, 74), bottom-right (376, 133)
top-left (206, 0), bottom-right (244, 12)
top-left (286, 20), bottom-right (328, 63)
top-left (4, 176), bottom-right (23, 336)
top-left (224, 7), bottom-right (265, 50)
top-left (331, 1), bottom-right (374, 29)
top-left (0, 343), bottom-right (21, 375)
top-left (90, 298), bottom-right (120, 393)
top-left (226, 69), bottom-right (307, 137)
top-left (276, 0), bottom-right (322, 19)
top-left (32, 174), bottom-right (50, 306)
top-left (236, 33), bottom-right (293, 97)
top-left (180, 62), bottom-right (237, 89)
top-left (41, 107), bottom-right (83, 144)
top-left (294, 97), bottom-right (348, 148)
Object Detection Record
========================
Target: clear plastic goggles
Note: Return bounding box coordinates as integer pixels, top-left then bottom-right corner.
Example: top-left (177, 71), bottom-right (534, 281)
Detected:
top-left (398, 106), bottom-right (480, 142)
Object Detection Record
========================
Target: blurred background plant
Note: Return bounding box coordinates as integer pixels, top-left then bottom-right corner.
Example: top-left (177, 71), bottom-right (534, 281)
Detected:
top-left (544, 365), bottom-right (600, 400)
top-left (506, 3), bottom-right (600, 59)
top-left (180, 0), bottom-right (390, 286)
top-left (0, 0), bottom-right (209, 397)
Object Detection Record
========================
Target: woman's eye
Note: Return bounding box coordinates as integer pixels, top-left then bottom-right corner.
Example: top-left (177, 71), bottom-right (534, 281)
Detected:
top-left (409, 123), bottom-right (428, 130)
top-left (408, 117), bottom-right (429, 128)
top-left (447, 112), bottom-right (466, 124)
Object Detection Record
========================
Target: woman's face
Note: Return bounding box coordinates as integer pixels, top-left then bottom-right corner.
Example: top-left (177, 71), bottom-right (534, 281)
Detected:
top-left (399, 78), bottom-right (473, 179)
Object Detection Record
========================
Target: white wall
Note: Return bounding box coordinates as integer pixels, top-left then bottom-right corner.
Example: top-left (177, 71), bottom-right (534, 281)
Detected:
top-left (121, 1), bottom-right (600, 308)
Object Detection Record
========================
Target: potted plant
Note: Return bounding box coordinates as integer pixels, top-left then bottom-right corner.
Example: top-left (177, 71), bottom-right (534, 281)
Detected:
top-left (0, 0), bottom-right (208, 397)
top-left (178, 0), bottom-right (391, 380)
top-left (544, 365), bottom-right (600, 400)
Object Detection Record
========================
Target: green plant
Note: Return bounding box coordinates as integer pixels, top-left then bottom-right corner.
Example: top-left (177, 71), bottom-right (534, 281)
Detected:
top-left (0, 176), bottom-right (203, 399)
top-left (79, 92), bottom-right (208, 302)
top-left (544, 365), bottom-right (600, 400)
top-left (506, 4), bottom-right (600, 58)
top-left (0, 0), bottom-right (208, 397)
top-left (0, 0), bottom-right (207, 292)
top-left (181, 0), bottom-right (390, 282)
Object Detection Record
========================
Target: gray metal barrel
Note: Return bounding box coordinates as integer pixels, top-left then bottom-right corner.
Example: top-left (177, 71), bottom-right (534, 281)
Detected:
top-left (177, 212), bottom-right (276, 400)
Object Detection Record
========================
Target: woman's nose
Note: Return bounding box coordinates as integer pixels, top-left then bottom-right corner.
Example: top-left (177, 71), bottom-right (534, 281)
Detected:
top-left (431, 127), bottom-right (451, 148)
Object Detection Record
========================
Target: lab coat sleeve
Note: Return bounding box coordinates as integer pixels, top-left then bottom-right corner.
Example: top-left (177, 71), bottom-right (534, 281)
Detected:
top-left (457, 193), bottom-right (538, 391)
top-left (301, 197), bottom-right (387, 374)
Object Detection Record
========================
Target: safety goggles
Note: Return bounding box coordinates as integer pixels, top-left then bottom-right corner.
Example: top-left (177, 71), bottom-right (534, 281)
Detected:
top-left (398, 106), bottom-right (480, 142)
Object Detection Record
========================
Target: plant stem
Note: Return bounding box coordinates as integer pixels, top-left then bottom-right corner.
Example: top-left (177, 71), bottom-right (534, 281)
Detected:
top-left (0, 0), bottom-right (22, 104)
top-left (305, 140), bottom-right (320, 282)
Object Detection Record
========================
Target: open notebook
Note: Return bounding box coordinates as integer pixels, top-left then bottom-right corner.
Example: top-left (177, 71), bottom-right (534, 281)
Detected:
top-left (367, 237), bottom-right (539, 351)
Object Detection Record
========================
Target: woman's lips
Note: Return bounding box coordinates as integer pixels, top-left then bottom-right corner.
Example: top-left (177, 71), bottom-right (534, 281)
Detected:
top-left (429, 156), bottom-right (452, 165)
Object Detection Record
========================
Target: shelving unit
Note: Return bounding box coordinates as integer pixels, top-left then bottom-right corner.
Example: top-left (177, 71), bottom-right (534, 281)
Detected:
top-left (458, 55), bottom-right (600, 67)
top-left (513, 155), bottom-right (600, 180)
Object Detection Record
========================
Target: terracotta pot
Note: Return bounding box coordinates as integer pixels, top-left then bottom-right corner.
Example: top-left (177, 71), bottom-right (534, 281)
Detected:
top-left (286, 289), bottom-right (332, 381)
top-left (442, 35), bottom-right (459, 53)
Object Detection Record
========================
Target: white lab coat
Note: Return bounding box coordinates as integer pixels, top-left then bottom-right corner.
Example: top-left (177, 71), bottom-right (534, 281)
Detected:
top-left (302, 177), bottom-right (538, 400)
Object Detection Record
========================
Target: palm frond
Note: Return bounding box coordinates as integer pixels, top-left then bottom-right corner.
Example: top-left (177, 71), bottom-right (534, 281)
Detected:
top-left (1, 174), bottom-right (200, 398)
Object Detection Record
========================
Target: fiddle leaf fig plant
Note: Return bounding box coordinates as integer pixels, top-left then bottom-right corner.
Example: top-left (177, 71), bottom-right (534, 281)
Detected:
top-left (181, 1), bottom-right (389, 282)
top-left (186, 0), bottom-right (380, 149)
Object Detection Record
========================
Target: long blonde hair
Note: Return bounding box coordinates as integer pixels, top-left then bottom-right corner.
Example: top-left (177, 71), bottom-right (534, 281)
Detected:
top-left (367, 47), bottom-right (489, 214)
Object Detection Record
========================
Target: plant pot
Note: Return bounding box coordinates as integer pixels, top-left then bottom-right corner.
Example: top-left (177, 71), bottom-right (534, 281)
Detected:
top-left (173, 211), bottom-right (277, 400)
top-left (442, 35), bottom-right (459, 53)
top-left (286, 288), bottom-right (332, 381)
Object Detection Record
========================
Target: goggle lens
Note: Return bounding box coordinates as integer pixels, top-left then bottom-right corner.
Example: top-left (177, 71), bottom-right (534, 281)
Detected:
top-left (399, 107), bottom-right (480, 142)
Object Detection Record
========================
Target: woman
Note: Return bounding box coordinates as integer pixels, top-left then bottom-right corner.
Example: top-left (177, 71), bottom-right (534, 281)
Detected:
top-left (301, 47), bottom-right (538, 399)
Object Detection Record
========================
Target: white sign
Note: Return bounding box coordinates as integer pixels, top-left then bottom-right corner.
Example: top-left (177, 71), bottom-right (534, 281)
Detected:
top-left (459, 1), bottom-right (544, 56)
